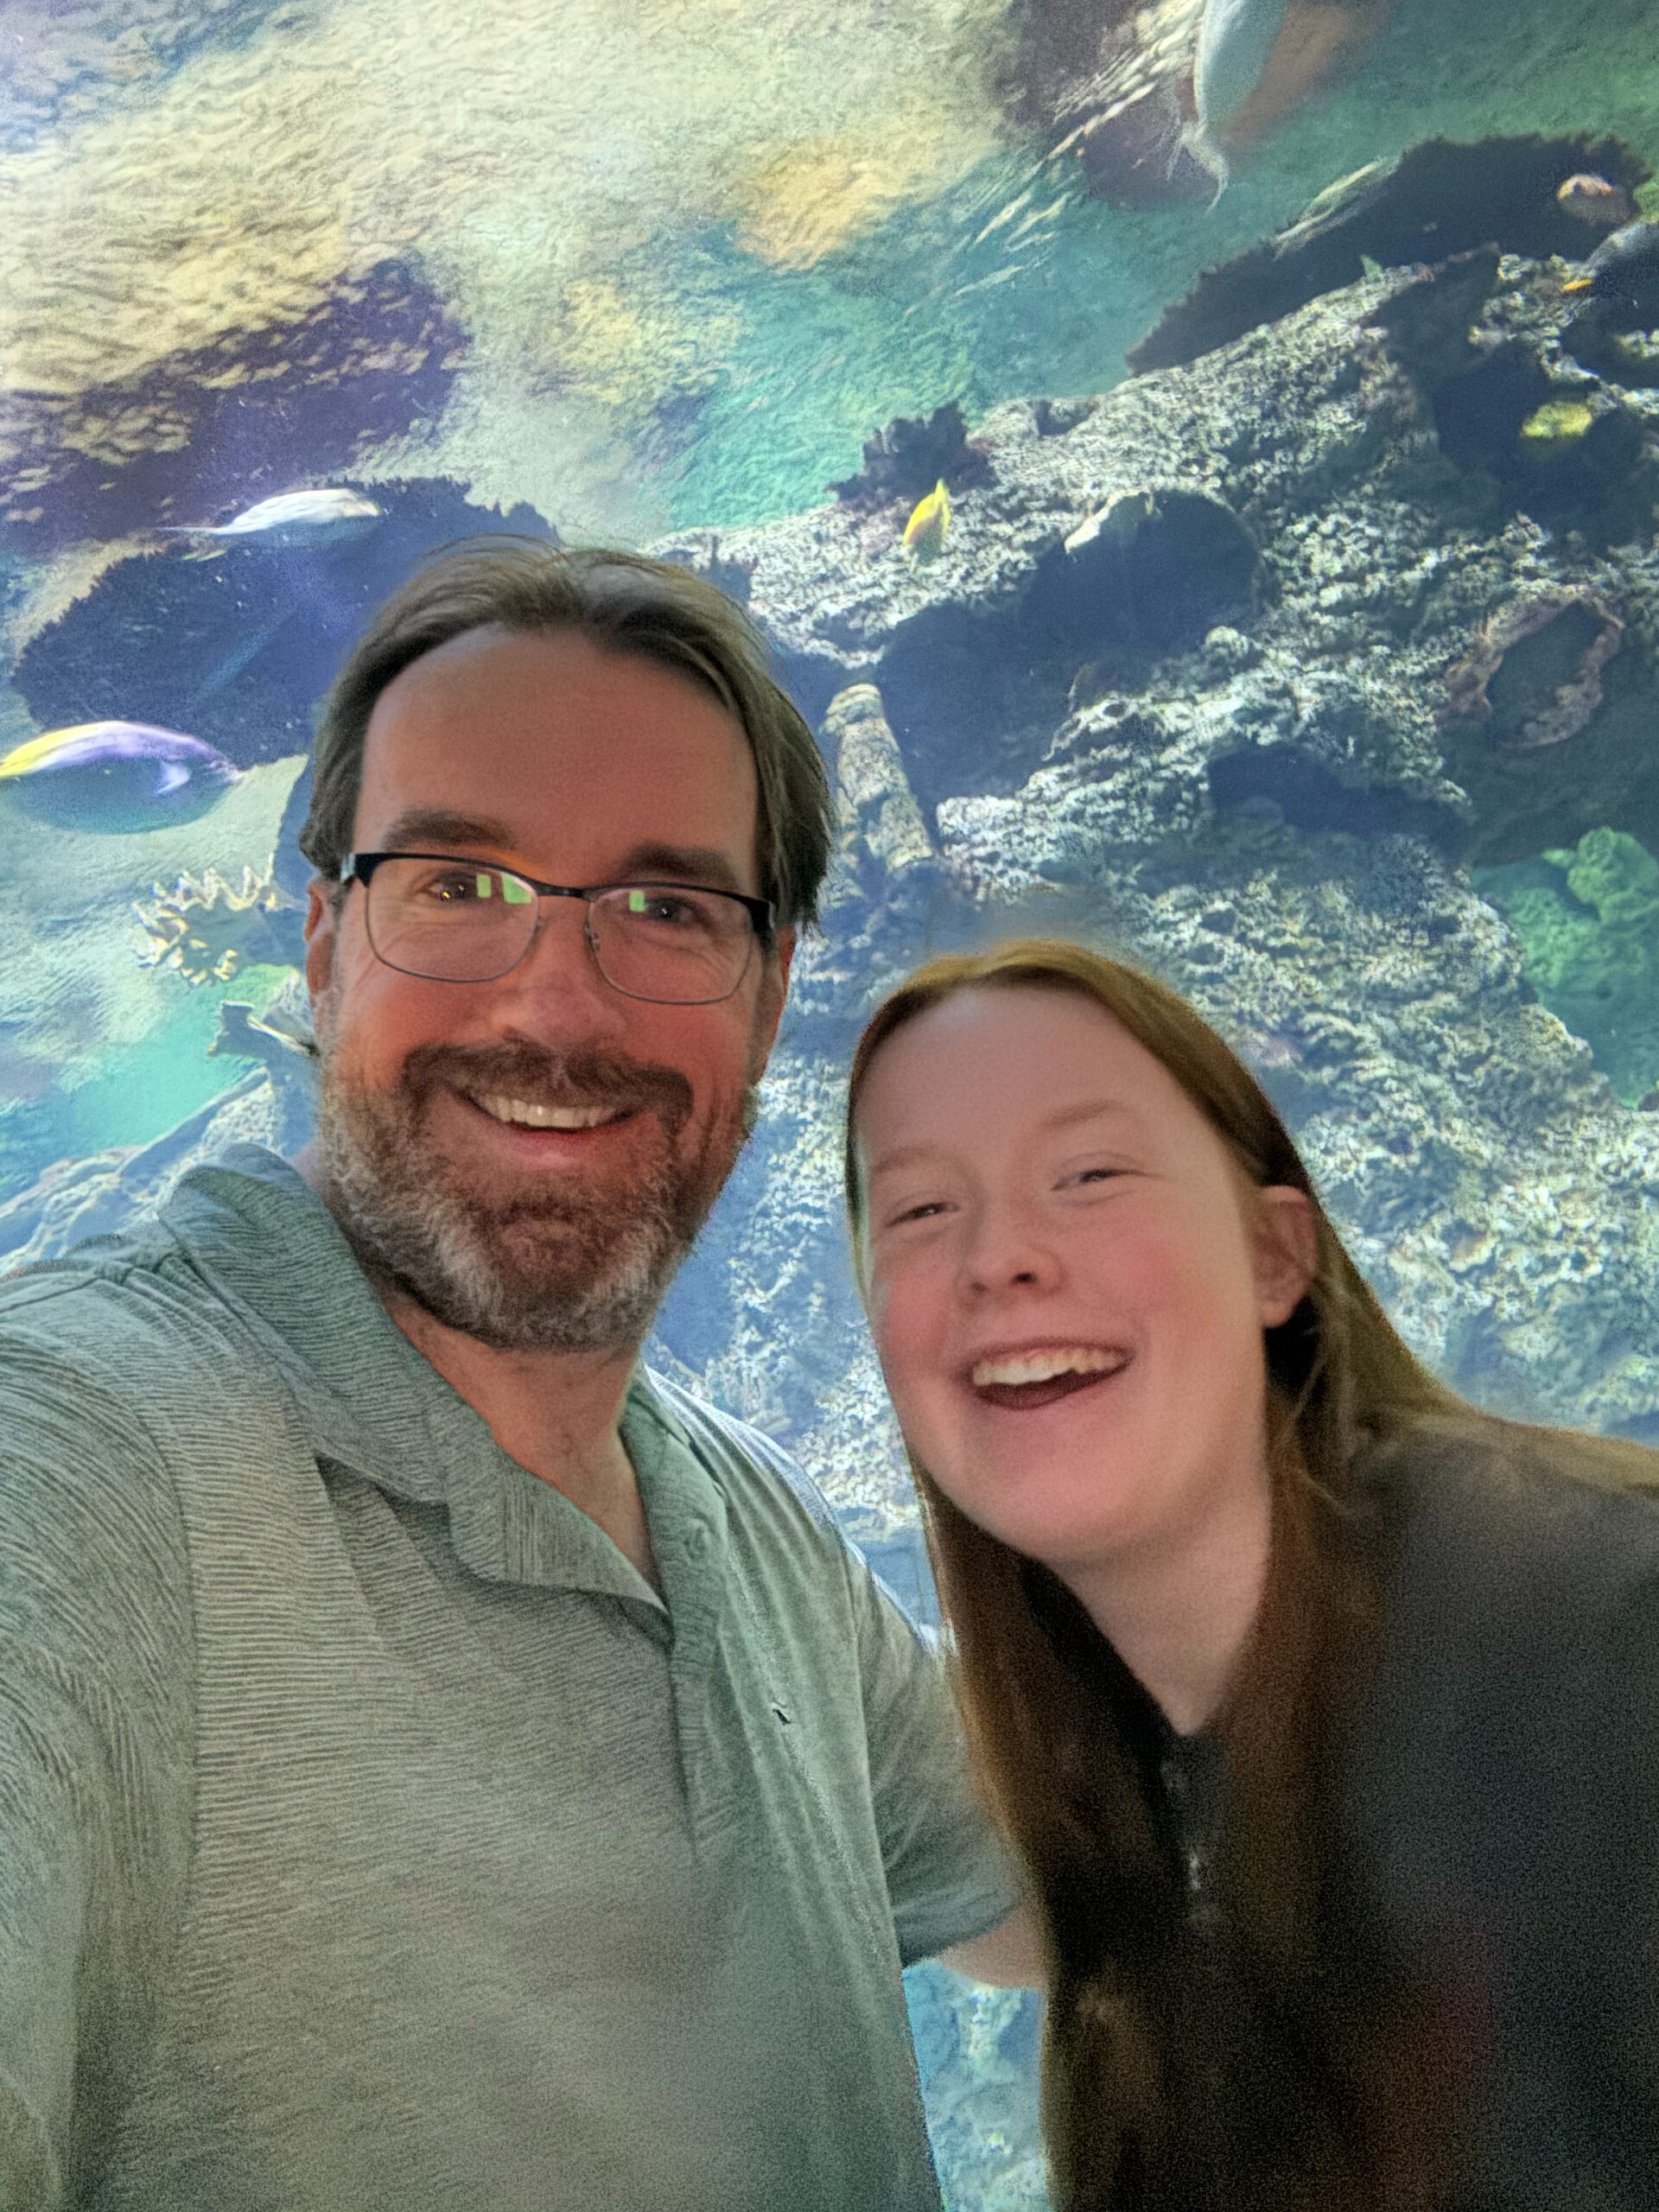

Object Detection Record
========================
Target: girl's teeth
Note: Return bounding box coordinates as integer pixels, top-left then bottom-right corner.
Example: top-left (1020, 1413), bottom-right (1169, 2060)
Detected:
top-left (970, 1349), bottom-right (1118, 1388)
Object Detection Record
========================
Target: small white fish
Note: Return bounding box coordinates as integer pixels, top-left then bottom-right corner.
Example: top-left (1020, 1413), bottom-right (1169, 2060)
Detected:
top-left (159, 486), bottom-right (382, 546)
top-left (1185, 0), bottom-right (1289, 204)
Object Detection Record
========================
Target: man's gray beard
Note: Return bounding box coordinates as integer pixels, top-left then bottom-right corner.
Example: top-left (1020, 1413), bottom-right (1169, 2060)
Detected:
top-left (311, 1039), bottom-right (750, 1355)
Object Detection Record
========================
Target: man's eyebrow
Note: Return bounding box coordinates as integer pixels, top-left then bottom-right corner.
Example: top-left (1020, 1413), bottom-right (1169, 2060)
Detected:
top-left (371, 818), bottom-right (747, 895)
top-left (377, 807), bottom-right (515, 852)
top-left (611, 842), bottom-right (746, 893)
top-left (864, 1100), bottom-right (1140, 1183)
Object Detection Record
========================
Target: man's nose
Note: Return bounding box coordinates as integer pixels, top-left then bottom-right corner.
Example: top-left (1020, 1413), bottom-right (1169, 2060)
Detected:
top-left (486, 896), bottom-right (628, 1037)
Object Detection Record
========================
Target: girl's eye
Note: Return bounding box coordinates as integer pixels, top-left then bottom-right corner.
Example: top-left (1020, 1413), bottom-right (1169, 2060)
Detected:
top-left (889, 1199), bottom-right (948, 1226)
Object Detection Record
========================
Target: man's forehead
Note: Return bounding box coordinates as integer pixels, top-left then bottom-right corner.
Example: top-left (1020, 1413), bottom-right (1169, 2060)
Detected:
top-left (354, 628), bottom-right (764, 877)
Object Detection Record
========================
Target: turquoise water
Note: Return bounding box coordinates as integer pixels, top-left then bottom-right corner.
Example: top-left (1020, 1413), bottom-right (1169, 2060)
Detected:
top-left (3, 0), bottom-right (1659, 2202)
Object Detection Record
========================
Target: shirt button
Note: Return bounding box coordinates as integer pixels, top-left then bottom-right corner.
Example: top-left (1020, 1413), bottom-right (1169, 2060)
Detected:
top-left (687, 1523), bottom-right (714, 1560)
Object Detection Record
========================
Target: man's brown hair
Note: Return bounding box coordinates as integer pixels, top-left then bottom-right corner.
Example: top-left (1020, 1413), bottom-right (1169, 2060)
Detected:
top-left (300, 540), bottom-right (835, 931)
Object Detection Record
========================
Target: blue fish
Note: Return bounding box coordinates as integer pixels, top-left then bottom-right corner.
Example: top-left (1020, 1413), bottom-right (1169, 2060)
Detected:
top-left (0, 721), bottom-right (240, 832)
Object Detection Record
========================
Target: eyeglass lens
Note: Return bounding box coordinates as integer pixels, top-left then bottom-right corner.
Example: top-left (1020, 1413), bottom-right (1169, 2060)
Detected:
top-left (364, 859), bottom-right (756, 1003)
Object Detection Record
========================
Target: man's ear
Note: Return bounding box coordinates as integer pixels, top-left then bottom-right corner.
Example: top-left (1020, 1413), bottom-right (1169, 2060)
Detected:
top-left (1253, 1185), bottom-right (1319, 1328)
top-left (751, 925), bottom-right (795, 1065)
top-left (304, 878), bottom-right (338, 1004)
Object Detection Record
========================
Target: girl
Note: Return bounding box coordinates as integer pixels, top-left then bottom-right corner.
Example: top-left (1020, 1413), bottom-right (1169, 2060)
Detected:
top-left (846, 937), bottom-right (1659, 2211)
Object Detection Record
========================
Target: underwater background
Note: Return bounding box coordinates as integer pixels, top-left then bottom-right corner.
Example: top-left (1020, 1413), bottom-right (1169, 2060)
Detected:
top-left (4, 0), bottom-right (1659, 2198)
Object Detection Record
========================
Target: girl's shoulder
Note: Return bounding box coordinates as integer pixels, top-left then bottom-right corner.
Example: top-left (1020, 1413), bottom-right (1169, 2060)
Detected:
top-left (1354, 1412), bottom-right (1659, 1731)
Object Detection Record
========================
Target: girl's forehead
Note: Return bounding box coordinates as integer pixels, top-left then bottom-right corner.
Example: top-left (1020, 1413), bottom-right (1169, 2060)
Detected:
top-left (861, 987), bottom-right (1164, 1124)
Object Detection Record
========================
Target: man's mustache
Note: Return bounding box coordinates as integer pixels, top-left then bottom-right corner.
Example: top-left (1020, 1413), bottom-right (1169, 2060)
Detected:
top-left (397, 1041), bottom-right (696, 1136)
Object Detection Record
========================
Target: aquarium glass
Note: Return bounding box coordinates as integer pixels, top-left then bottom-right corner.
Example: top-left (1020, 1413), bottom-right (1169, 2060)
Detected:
top-left (3, 0), bottom-right (1658, 2200)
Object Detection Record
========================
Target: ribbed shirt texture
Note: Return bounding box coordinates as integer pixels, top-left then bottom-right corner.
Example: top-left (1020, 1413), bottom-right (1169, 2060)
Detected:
top-left (0, 1146), bottom-right (1014, 2211)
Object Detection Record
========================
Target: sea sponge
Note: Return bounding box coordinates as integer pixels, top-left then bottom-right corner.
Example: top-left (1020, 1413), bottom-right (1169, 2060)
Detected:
top-left (1479, 828), bottom-right (1659, 1104)
top-left (1518, 397), bottom-right (1598, 448)
top-left (1548, 824), bottom-right (1659, 937)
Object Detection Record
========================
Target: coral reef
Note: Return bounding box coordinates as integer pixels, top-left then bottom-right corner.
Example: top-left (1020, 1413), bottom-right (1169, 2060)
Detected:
top-left (1127, 134), bottom-right (1651, 372)
top-left (643, 238), bottom-right (1659, 1458)
top-left (132, 864), bottom-right (304, 985)
top-left (2, 261), bottom-right (468, 553)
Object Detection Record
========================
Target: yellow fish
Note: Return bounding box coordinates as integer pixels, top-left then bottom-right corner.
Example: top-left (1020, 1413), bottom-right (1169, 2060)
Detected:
top-left (902, 478), bottom-right (951, 559)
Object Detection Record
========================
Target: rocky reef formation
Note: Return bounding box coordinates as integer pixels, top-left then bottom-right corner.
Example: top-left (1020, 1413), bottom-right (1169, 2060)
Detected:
top-left (11, 478), bottom-right (556, 765)
top-left (1, 261), bottom-right (467, 554)
top-left (649, 210), bottom-right (1659, 1484)
top-left (15, 199), bottom-right (1659, 1479)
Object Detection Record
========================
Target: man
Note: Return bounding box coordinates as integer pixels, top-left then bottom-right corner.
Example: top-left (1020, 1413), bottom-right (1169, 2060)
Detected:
top-left (0, 545), bottom-right (1029, 2212)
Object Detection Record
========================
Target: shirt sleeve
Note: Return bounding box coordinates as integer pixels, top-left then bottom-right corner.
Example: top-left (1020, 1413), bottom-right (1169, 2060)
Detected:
top-left (838, 1539), bottom-right (1022, 1968)
top-left (0, 1324), bottom-right (195, 2207)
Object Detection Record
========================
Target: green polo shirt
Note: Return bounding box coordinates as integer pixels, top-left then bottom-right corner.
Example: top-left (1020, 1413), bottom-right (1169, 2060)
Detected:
top-left (0, 1147), bottom-right (1014, 2211)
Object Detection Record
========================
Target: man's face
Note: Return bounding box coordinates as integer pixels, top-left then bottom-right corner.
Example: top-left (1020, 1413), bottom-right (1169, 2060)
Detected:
top-left (304, 625), bottom-right (793, 1354)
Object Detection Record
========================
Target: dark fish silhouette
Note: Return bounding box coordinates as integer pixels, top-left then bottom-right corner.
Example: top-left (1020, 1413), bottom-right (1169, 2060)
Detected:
top-left (1563, 219), bottom-right (1659, 316)
top-left (0, 721), bottom-right (240, 832)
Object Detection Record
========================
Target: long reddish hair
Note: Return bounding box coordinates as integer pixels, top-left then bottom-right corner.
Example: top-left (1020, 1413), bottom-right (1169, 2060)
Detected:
top-left (846, 939), bottom-right (1485, 2209)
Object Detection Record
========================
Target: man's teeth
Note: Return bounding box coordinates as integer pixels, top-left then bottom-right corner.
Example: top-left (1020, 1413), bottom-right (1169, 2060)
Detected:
top-left (474, 1094), bottom-right (619, 1130)
top-left (970, 1348), bottom-right (1123, 1389)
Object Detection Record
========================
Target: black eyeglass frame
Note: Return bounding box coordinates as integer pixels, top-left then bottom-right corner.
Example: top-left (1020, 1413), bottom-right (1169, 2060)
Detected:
top-left (338, 850), bottom-right (778, 999)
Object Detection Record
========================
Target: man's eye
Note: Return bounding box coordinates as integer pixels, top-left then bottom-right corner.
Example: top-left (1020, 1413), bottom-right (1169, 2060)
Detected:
top-left (423, 870), bottom-right (490, 904)
top-left (622, 890), bottom-right (707, 929)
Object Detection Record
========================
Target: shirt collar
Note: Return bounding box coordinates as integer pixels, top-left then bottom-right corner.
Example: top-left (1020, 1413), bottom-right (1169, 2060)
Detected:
top-left (160, 1144), bottom-right (725, 1605)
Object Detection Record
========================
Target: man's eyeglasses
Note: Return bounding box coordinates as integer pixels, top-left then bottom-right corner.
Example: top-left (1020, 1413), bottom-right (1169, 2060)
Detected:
top-left (340, 853), bottom-right (775, 1005)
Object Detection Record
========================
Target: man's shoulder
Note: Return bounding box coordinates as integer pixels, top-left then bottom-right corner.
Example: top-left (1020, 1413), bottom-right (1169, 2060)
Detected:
top-left (0, 1154), bottom-right (308, 1481)
top-left (636, 1366), bottom-right (842, 1538)
top-left (0, 1202), bottom-right (243, 1378)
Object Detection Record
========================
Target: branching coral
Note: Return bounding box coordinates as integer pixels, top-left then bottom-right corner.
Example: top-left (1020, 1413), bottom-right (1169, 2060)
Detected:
top-left (132, 866), bottom-right (302, 987)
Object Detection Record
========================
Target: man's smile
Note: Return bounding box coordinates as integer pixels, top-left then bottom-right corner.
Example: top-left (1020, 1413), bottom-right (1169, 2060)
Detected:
top-left (469, 1092), bottom-right (631, 1131)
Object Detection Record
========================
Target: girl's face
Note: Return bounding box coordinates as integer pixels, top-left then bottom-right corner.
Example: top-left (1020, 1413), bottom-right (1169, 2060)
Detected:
top-left (853, 986), bottom-right (1314, 1583)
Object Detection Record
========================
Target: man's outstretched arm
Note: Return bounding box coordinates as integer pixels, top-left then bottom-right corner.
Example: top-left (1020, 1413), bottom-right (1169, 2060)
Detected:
top-left (0, 1328), bottom-right (195, 2204)
top-left (938, 1905), bottom-right (1045, 1989)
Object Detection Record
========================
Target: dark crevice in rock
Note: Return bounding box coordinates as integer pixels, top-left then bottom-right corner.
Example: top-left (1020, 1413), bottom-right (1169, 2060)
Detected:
top-left (1432, 350), bottom-right (1655, 542)
top-left (766, 645), bottom-right (855, 745)
top-left (874, 606), bottom-right (1069, 817)
top-left (1028, 489), bottom-right (1260, 654)
top-left (1365, 249), bottom-right (1503, 393)
top-left (1127, 134), bottom-right (1650, 375)
top-left (874, 489), bottom-right (1259, 814)
top-left (1208, 745), bottom-right (1468, 846)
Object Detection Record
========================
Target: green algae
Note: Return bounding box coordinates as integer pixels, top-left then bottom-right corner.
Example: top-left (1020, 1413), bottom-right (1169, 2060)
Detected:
top-left (1519, 397), bottom-right (1598, 448)
top-left (1478, 828), bottom-right (1659, 1104)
